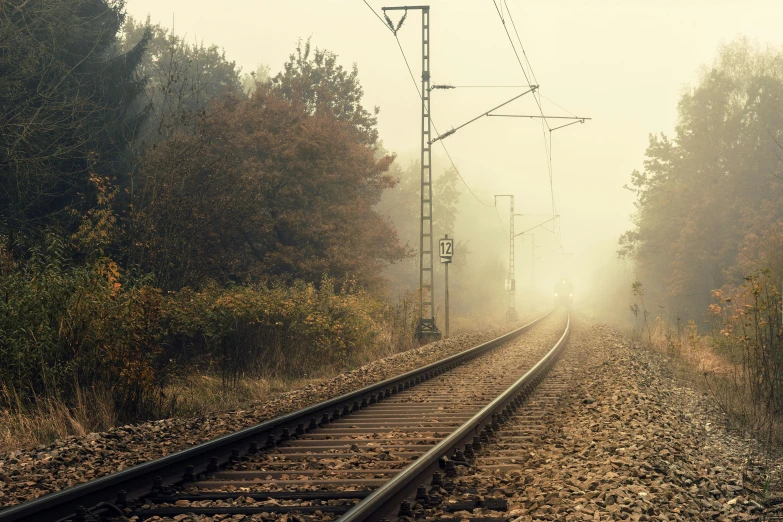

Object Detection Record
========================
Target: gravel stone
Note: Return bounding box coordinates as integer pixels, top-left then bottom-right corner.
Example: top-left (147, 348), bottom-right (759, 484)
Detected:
top-left (427, 319), bottom-right (783, 521)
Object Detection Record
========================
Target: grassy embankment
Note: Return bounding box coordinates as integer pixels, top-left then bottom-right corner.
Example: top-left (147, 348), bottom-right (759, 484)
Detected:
top-left (0, 254), bottom-right (425, 450)
top-left (0, 253), bottom-right (504, 450)
top-left (629, 274), bottom-right (783, 450)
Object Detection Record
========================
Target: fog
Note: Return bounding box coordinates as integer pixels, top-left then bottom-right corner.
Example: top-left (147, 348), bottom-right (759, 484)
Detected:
top-left (125, 0), bottom-right (783, 324)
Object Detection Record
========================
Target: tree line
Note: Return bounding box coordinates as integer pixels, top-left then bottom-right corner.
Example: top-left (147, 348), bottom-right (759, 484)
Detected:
top-left (0, 0), bottom-right (412, 421)
top-left (621, 39), bottom-right (783, 319)
top-left (1, 1), bottom-right (405, 291)
top-left (621, 39), bottom-right (783, 428)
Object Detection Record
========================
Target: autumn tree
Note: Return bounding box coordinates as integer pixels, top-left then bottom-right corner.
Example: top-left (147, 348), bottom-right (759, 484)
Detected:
top-left (132, 85), bottom-right (406, 290)
top-left (131, 41), bottom-right (406, 290)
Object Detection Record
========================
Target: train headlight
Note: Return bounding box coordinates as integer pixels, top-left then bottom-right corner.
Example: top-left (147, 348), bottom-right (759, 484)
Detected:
top-left (570, 293), bottom-right (573, 297)
top-left (554, 293), bottom-right (558, 297)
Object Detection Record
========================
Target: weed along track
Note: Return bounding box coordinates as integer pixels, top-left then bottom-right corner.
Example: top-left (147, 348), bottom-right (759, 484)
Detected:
top-left (0, 310), bottom-right (569, 522)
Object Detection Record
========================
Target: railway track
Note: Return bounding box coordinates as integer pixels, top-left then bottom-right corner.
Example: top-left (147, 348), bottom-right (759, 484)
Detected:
top-left (0, 310), bottom-right (569, 522)
top-left (409, 331), bottom-right (582, 521)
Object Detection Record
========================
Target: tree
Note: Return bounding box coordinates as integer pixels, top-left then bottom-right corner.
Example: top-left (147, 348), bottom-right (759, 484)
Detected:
top-left (621, 39), bottom-right (783, 318)
top-left (434, 166), bottom-right (461, 238)
top-left (273, 38), bottom-right (380, 147)
top-left (242, 63), bottom-right (272, 95)
top-left (378, 161), bottom-right (461, 244)
top-left (376, 161), bottom-right (466, 297)
top-left (119, 15), bottom-right (243, 147)
top-left (0, 0), bottom-right (148, 253)
top-left (132, 86), bottom-right (406, 290)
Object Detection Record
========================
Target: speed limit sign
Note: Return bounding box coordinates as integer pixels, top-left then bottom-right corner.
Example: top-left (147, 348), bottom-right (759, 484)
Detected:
top-left (439, 236), bottom-right (453, 263)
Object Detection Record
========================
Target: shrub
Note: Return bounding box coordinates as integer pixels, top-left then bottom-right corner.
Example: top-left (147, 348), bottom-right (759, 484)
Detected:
top-left (707, 271), bottom-right (783, 430)
top-left (0, 243), bottom-right (386, 422)
top-left (162, 278), bottom-right (385, 386)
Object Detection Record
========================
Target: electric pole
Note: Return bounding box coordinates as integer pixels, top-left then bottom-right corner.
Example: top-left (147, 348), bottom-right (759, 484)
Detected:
top-left (383, 5), bottom-right (440, 341)
top-left (495, 195), bottom-right (517, 321)
top-left (417, 6), bottom-right (437, 341)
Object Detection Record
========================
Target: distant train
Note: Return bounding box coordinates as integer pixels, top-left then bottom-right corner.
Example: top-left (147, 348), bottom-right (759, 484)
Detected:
top-left (553, 279), bottom-right (573, 306)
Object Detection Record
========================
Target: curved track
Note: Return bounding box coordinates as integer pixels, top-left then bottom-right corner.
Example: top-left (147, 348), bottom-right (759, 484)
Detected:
top-left (0, 310), bottom-right (569, 522)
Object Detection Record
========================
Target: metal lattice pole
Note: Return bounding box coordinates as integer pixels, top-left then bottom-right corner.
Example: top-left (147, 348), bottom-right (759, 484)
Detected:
top-left (417, 7), bottom-right (439, 340)
top-left (383, 5), bottom-right (439, 341)
top-left (496, 195), bottom-right (517, 321)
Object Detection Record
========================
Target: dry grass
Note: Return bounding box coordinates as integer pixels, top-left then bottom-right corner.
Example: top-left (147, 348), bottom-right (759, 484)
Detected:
top-left (0, 321), bottom-right (415, 451)
top-left (162, 375), bottom-right (329, 418)
top-left (0, 375), bottom-right (329, 452)
top-left (0, 313), bottom-right (503, 453)
top-left (636, 318), bottom-right (783, 498)
top-left (647, 319), bottom-right (733, 375)
top-left (0, 384), bottom-right (116, 450)
top-left (642, 318), bottom-right (783, 449)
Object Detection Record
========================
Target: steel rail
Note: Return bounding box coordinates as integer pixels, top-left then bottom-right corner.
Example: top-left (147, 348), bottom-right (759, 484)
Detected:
top-left (339, 312), bottom-right (571, 522)
top-left (0, 310), bottom-right (556, 522)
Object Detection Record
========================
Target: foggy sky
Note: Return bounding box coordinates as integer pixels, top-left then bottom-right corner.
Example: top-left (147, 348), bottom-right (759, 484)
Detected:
top-left (125, 0), bottom-right (783, 300)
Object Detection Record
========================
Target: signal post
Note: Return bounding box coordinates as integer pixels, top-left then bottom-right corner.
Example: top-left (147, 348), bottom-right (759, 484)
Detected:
top-left (439, 235), bottom-right (453, 338)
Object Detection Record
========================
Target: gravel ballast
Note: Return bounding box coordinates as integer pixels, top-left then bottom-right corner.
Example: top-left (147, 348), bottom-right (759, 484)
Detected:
top-left (425, 319), bottom-right (781, 521)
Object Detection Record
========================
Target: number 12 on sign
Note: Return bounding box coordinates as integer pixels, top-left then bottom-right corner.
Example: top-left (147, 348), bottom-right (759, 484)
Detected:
top-left (439, 237), bottom-right (453, 263)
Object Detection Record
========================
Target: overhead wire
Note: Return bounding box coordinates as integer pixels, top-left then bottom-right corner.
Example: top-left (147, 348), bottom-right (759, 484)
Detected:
top-left (500, 0), bottom-right (558, 220)
top-left (504, 0), bottom-right (540, 87)
top-left (493, 0), bottom-right (565, 248)
top-left (393, 34), bottom-right (421, 98)
top-left (367, 0), bottom-right (568, 236)
top-left (540, 92), bottom-right (577, 118)
top-left (363, 0), bottom-right (520, 250)
top-left (362, 0), bottom-right (392, 32)
top-left (390, 29), bottom-right (496, 209)
top-left (362, 0), bottom-right (578, 276)
top-left (490, 0), bottom-right (546, 128)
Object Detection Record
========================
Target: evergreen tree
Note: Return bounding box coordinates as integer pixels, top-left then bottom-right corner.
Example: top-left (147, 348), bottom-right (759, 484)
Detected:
top-left (0, 0), bottom-right (148, 253)
top-left (120, 16), bottom-right (243, 147)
